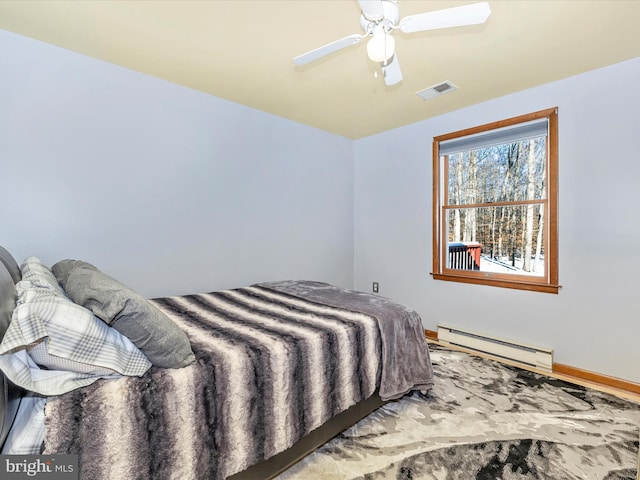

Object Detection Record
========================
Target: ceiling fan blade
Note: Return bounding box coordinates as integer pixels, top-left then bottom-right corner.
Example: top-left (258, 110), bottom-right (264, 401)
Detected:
top-left (293, 34), bottom-right (364, 65)
top-left (382, 54), bottom-right (402, 86)
top-left (358, 0), bottom-right (385, 21)
top-left (399, 1), bottom-right (491, 34)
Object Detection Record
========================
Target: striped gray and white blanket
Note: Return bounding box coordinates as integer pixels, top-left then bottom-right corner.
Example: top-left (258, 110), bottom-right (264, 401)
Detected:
top-left (44, 282), bottom-right (433, 480)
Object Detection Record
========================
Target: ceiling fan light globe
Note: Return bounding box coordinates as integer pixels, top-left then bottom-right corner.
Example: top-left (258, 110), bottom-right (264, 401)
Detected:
top-left (367, 33), bottom-right (395, 63)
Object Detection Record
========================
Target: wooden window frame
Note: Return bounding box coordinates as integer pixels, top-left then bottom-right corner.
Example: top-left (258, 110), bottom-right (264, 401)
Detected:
top-left (431, 108), bottom-right (559, 294)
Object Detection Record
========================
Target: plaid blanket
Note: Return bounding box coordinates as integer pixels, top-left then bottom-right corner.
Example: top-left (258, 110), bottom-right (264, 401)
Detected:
top-left (0, 282), bottom-right (150, 395)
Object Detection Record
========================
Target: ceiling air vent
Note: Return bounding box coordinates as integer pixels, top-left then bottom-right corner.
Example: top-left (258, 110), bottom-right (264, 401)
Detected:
top-left (416, 81), bottom-right (458, 101)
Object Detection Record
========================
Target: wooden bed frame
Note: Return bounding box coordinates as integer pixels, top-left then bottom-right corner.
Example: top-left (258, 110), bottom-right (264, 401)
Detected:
top-left (0, 246), bottom-right (387, 478)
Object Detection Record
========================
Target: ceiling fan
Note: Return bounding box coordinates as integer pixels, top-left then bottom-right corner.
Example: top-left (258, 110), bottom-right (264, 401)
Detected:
top-left (293, 0), bottom-right (491, 86)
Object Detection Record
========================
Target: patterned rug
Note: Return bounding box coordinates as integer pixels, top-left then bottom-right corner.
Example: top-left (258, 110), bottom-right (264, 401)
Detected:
top-left (276, 344), bottom-right (640, 480)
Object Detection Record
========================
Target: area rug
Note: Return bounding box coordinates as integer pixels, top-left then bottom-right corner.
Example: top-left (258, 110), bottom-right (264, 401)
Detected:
top-left (275, 344), bottom-right (640, 480)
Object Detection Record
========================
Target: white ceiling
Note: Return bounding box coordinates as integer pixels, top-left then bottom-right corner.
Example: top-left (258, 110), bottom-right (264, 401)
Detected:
top-left (1, 0), bottom-right (639, 139)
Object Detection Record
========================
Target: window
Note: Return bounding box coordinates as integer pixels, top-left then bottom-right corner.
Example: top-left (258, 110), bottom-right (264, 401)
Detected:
top-left (432, 108), bottom-right (559, 293)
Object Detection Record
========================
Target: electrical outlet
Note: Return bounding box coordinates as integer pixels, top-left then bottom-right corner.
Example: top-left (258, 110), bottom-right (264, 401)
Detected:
top-left (372, 282), bottom-right (379, 293)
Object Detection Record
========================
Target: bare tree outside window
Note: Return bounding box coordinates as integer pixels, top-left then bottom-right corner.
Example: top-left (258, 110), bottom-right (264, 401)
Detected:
top-left (432, 108), bottom-right (559, 293)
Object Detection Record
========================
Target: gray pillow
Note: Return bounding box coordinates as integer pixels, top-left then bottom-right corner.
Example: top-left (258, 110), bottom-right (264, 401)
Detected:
top-left (52, 260), bottom-right (195, 369)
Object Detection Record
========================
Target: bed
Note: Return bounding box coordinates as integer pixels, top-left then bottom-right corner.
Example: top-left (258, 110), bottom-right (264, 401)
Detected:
top-left (0, 246), bottom-right (433, 480)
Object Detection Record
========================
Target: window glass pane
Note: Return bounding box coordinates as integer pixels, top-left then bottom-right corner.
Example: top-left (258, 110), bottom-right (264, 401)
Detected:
top-left (445, 205), bottom-right (545, 277)
top-left (446, 138), bottom-right (547, 206)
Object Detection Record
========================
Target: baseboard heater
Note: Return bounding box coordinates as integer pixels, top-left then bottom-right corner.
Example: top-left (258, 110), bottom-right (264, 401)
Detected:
top-left (437, 325), bottom-right (553, 371)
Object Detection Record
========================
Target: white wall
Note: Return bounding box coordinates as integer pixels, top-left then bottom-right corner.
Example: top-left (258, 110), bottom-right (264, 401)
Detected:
top-left (0, 29), bottom-right (355, 298)
top-left (354, 56), bottom-right (640, 383)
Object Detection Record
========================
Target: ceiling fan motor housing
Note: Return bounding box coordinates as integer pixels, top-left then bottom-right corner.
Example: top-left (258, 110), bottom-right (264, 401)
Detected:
top-left (360, 0), bottom-right (399, 35)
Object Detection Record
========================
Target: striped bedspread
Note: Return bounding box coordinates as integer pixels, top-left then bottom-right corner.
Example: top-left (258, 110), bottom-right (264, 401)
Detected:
top-left (44, 282), bottom-right (432, 480)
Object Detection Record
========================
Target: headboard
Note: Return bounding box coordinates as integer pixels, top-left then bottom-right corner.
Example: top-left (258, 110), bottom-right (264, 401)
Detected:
top-left (0, 246), bottom-right (21, 283)
top-left (0, 249), bottom-right (23, 449)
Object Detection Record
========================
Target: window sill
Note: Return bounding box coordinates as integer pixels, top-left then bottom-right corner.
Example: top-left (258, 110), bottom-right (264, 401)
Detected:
top-left (431, 272), bottom-right (560, 294)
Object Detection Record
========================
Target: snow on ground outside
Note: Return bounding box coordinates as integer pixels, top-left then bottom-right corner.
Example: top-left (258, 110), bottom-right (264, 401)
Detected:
top-left (477, 255), bottom-right (544, 276)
